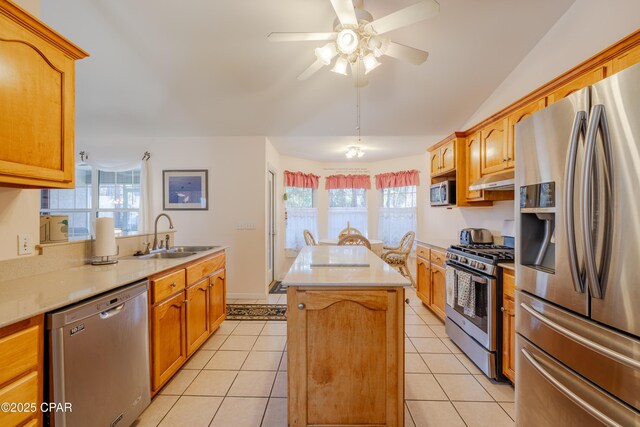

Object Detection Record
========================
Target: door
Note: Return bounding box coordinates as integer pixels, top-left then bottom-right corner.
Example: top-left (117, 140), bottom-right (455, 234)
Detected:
top-left (589, 63), bottom-right (640, 336)
top-left (186, 278), bottom-right (209, 355)
top-left (208, 271), bottom-right (226, 330)
top-left (507, 99), bottom-right (546, 169)
top-left (481, 119), bottom-right (508, 175)
top-left (430, 151), bottom-right (441, 176)
top-left (288, 289), bottom-right (403, 426)
top-left (466, 132), bottom-right (482, 200)
top-left (515, 87), bottom-right (590, 316)
top-left (430, 263), bottom-right (446, 320)
top-left (516, 336), bottom-right (639, 427)
top-left (152, 292), bottom-right (187, 390)
top-left (267, 169), bottom-right (276, 285)
top-left (416, 257), bottom-right (431, 305)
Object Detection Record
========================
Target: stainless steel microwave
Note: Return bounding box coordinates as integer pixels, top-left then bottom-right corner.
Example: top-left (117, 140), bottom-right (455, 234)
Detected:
top-left (430, 180), bottom-right (456, 206)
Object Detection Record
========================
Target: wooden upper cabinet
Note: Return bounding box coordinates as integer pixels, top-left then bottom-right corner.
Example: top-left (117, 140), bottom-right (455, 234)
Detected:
top-left (440, 140), bottom-right (456, 174)
top-left (430, 151), bottom-right (441, 176)
top-left (0, 2), bottom-right (88, 188)
top-left (506, 99), bottom-right (546, 169)
top-left (613, 44), bottom-right (640, 73)
top-left (546, 65), bottom-right (608, 105)
top-left (465, 132), bottom-right (482, 200)
top-left (480, 118), bottom-right (508, 175)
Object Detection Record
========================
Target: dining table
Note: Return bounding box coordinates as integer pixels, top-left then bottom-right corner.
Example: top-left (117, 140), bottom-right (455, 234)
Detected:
top-left (317, 237), bottom-right (385, 257)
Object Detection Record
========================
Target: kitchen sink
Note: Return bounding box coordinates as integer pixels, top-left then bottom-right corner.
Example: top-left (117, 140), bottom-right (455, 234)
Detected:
top-left (137, 251), bottom-right (197, 260)
top-left (170, 245), bottom-right (219, 252)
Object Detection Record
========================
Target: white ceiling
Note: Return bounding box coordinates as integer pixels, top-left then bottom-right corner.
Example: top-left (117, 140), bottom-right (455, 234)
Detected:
top-left (41, 0), bottom-right (574, 161)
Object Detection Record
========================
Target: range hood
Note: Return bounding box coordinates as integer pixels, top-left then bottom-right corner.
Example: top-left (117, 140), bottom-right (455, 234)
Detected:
top-left (469, 170), bottom-right (514, 191)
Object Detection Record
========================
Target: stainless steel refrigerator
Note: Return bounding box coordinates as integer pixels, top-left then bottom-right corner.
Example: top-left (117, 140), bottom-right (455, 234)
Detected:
top-left (514, 63), bottom-right (640, 426)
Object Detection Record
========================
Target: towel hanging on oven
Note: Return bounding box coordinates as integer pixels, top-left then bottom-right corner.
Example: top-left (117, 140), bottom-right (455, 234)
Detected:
top-left (456, 270), bottom-right (476, 318)
top-left (445, 266), bottom-right (456, 307)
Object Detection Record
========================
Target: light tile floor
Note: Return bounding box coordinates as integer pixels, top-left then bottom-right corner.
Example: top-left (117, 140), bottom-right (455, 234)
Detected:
top-left (134, 287), bottom-right (515, 427)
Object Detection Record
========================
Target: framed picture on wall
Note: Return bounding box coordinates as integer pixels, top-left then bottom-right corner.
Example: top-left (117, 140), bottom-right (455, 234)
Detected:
top-left (163, 170), bottom-right (208, 210)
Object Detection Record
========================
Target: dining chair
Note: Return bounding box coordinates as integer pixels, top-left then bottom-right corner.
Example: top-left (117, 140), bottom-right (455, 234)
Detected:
top-left (303, 229), bottom-right (317, 246)
top-left (338, 226), bottom-right (362, 239)
top-left (381, 231), bottom-right (416, 285)
top-left (338, 234), bottom-right (371, 249)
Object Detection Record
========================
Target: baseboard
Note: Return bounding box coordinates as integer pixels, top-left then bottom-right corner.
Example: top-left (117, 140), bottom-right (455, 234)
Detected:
top-left (226, 293), bottom-right (268, 299)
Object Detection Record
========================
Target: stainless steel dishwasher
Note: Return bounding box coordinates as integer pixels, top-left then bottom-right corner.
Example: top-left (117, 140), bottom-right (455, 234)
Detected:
top-left (47, 280), bottom-right (151, 427)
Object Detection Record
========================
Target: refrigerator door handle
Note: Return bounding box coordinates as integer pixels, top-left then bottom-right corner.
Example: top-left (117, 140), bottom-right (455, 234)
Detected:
top-left (582, 105), bottom-right (614, 299)
top-left (564, 110), bottom-right (587, 293)
top-left (521, 348), bottom-right (623, 427)
top-left (520, 302), bottom-right (640, 370)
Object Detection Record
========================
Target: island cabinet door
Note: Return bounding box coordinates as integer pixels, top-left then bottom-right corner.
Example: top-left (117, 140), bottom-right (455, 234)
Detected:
top-left (288, 288), bottom-right (404, 427)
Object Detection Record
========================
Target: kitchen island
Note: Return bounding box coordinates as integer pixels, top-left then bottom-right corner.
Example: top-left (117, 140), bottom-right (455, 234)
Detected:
top-left (283, 245), bottom-right (410, 427)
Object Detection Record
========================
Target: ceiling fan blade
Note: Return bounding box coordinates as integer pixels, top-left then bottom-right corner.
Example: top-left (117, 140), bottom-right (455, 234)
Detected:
top-left (350, 61), bottom-right (368, 87)
top-left (365, 0), bottom-right (440, 35)
top-left (384, 41), bottom-right (429, 65)
top-left (268, 32), bottom-right (337, 42)
top-left (298, 60), bottom-right (325, 80)
top-left (329, 0), bottom-right (358, 27)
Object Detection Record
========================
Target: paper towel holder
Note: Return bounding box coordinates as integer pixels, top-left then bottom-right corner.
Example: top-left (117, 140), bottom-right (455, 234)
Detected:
top-left (91, 236), bottom-right (119, 265)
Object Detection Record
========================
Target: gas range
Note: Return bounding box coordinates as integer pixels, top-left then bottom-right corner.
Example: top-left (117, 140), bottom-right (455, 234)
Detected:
top-left (446, 244), bottom-right (514, 276)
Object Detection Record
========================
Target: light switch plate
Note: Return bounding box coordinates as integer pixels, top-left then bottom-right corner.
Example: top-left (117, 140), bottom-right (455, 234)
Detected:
top-left (18, 233), bottom-right (33, 255)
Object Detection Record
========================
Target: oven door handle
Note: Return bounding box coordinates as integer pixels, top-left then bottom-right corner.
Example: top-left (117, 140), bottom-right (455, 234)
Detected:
top-left (521, 349), bottom-right (622, 427)
top-left (448, 263), bottom-right (490, 284)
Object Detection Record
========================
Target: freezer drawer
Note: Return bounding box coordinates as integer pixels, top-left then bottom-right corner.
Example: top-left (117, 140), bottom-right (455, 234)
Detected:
top-left (516, 335), bottom-right (639, 427)
top-left (516, 291), bottom-right (640, 412)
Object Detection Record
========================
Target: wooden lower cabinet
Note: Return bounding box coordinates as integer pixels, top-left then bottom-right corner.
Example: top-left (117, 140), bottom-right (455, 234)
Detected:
top-left (430, 263), bottom-right (446, 320)
top-left (501, 269), bottom-right (516, 383)
top-left (150, 251), bottom-right (227, 394)
top-left (0, 315), bottom-right (43, 427)
top-left (416, 256), bottom-right (431, 306)
top-left (208, 270), bottom-right (226, 331)
top-left (186, 278), bottom-right (210, 356)
top-left (287, 287), bottom-right (404, 426)
top-left (151, 291), bottom-right (187, 391)
top-left (415, 246), bottom-right (446, 322)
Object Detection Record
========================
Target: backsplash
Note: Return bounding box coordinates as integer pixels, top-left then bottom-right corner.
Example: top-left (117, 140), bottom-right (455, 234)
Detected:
top-left (0, 231), bottom-right (175, 282)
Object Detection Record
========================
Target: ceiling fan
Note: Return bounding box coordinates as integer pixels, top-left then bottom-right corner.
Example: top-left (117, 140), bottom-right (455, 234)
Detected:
top-left (268, 0), bottom-right (440, 86)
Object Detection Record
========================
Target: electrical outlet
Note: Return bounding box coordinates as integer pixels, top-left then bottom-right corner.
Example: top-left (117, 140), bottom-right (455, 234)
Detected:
top-left (18, 233), bottom-right (33, 256)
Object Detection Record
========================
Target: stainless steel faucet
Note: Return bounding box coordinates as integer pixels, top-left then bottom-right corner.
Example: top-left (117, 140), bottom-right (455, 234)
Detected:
top-left (152, 213), bottom-right (174, 250)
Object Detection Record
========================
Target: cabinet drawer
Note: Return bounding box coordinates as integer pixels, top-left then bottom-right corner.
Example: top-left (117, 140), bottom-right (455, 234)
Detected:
top-left (416, 246), bottom-right (430, 260)
top-left (0, 371), bottom-right (38, 427)
top-left (430, 248), bottom-right (446, 266)
top-left (186, 253), bottom-right (225, 285)
top-left (151, 269), bottom-right (186, 304)
top-left (503, 269), bottom-right (515, 299)
top-left (0, 325), bottom-right (39, 386)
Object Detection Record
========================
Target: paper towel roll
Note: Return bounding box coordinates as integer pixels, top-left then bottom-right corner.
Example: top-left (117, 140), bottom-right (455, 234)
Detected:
top-left (95, 217), bottom-right (118, 257)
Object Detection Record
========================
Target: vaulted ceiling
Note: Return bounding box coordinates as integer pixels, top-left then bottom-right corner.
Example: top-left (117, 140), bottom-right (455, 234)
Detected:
top-left (41, 0), bottom-right (574, 160)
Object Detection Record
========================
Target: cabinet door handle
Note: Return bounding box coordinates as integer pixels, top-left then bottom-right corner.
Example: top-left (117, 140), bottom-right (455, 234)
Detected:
top-left (170, 282), bottom-right (177, 288)
top-left (501, 307), bottom-right (506, 312)
top-left (297, 303), bottom-right (305, 310)
top-left (503, 158), bottom-right (507, 162)
top-left (405, 298), bottom-right (410, 305)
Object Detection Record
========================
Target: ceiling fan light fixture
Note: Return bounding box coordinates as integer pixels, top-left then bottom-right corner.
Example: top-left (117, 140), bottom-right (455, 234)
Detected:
top-left (315, 43), bottom-right (338, 65)
top-left (336, 29), bottom-right (359, 54)
top-left (345, 146), bottom-right (364, 159)
top-left (331, 56), bottom-right (349, 75)
top-left (363, 53), bottom-right (381, 74)
top-left (367, 36), bottom-right (385, 57)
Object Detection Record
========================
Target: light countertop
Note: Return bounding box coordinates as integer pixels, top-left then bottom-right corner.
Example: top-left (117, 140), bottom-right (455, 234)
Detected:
top-left (282, 246), bottom-right (410, 287)
top-left (0, 247), bottom-right (227, 328)
top-left (415, 239), bottom-right (456, 251)
top-left (498, 262), bottom-right (515, 271)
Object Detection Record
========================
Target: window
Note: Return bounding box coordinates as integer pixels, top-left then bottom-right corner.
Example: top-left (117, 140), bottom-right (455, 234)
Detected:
top-left (285, 186), bottom-right (317, 251)
top-left (378, 185), bottom-right (417, 247)
top-left (41, 165), bottom-right (142, 238)
top-left (328, 188), bottom-right (368, 237)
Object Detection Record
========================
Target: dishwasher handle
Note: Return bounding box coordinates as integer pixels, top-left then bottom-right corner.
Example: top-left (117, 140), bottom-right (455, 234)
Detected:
top-left (99, 303), bottom-right (125, 320)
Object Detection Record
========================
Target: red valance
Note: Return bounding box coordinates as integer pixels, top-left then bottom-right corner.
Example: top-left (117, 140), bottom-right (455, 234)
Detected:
top-left (325, 174), bottom-right (371, 190)
top-left (284, 170), bottom-right (320, 189)
top-left (375, 169), bottom-right (420, 189)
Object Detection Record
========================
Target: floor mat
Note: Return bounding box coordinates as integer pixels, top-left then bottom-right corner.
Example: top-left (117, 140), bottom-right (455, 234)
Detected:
top-left (269, 281), bottom-right (287, 294)
top-left (226, 304), bottom-right (287, 321)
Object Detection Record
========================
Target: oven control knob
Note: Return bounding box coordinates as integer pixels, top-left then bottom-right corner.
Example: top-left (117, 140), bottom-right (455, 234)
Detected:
top-left (449, 254), bottom-right (457, 260)
top-left (477, 263), bottom-right (485, 271)
top-left (460, 258), bottom-right (468, 264)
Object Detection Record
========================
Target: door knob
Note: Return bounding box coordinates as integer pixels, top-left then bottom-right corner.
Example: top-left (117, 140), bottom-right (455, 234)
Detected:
top-left (405, 298), bottom-right (410, 305)
top-left (501, 307), bottom-right (506, 312)
top-left (297, 303), bottom-right (305, 310)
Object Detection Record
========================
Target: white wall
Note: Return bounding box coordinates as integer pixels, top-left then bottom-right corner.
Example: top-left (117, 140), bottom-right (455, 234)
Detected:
top-left (463, 0), bottom-right (640, 128)
top-left (0, 0), bottom-right (41, 262)
top-left (79, 137), bottom-right (268, 298)
top-left (265, 138), bottom-right (282, 292)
